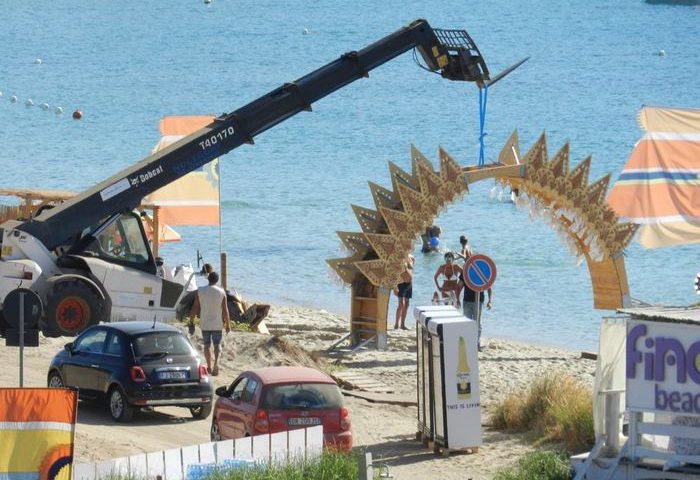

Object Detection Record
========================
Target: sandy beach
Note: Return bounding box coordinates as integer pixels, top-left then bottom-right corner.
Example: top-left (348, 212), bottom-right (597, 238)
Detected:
top-left (0, 305), bottom-right (597, 479)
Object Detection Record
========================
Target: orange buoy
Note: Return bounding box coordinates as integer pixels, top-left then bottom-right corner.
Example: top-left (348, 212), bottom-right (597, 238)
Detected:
top-left (72, 110), bottom-right (82, 120)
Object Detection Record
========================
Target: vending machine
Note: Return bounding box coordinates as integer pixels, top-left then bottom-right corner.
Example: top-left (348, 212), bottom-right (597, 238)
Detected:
top-left (414, 305), bottom-right (482, 452)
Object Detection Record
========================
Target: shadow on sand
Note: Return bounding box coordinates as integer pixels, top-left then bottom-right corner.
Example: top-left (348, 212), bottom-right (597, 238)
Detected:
top-left (76, 400), bottom-right (201, 427)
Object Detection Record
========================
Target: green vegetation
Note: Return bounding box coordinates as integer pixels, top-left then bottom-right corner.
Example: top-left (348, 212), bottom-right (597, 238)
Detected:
top-left (97, 452), bottom-right (359, 480)
top-left (204, 451), bottom-right (358, 480)
top-left (490, 372), bottom-right (594, 454)
top-left (494, 450), bottom-right (572, 480)
top-left (230, 321), bottom-right (252, 332)
top-left (183, 317), bottom-right (251, 332)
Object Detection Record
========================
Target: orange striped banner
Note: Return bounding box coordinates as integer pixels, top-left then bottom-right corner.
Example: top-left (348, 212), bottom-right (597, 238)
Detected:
top-left (144, 115), bottom-right (220, 226)
top-left (0, 388), bottom-right (77, 480)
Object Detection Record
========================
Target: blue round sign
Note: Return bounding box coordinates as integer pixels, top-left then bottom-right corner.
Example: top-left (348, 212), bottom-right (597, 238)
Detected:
top-left (463, 254), bottom-right (497, 292)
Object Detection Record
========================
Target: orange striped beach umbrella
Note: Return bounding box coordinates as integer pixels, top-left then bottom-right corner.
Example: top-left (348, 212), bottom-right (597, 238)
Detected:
top-left (0, 388), bottom-right (77, 480)
top-left (607, 106), bottom-right (700, 248)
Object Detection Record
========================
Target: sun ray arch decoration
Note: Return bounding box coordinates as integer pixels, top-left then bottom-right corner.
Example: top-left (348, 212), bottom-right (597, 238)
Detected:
top-left (327, 131), bottom-right (638, 347)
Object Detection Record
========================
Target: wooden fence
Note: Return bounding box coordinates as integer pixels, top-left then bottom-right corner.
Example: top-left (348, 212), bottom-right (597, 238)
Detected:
top-left (73, 425), bottom-right (324, 480)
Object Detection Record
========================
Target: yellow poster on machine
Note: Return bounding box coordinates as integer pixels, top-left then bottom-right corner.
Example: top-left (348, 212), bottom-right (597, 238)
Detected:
top-left (0, 388), bottom-right (78, 480)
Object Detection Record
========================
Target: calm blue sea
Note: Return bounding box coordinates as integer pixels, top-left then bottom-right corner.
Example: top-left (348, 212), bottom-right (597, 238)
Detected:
top-left (1, 1), bottom-right (698, 351)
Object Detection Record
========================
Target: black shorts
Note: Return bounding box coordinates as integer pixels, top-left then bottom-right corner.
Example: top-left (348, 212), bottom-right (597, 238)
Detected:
top-left (397, 282), bottom-right (412, 299)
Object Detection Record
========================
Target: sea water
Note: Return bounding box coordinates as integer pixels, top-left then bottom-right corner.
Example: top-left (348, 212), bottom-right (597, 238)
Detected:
top-left (0, 0), bottom-right (698, 351)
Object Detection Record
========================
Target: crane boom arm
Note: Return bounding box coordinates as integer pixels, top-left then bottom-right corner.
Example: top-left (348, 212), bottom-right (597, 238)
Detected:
top-left (18, 19), bottom-right (490, 250)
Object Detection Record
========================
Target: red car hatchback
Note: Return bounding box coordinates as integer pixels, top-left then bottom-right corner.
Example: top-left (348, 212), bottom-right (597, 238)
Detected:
top-left (210, 366), bottom-right (352, 451)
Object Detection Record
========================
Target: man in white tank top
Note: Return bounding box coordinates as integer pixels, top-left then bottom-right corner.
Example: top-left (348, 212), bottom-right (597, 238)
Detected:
top-left (192, 272), bottom-right (230, 376)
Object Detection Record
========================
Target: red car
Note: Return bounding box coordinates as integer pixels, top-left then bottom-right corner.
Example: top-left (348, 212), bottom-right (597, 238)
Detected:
top-left (210, 366), bottom-right (352, 451)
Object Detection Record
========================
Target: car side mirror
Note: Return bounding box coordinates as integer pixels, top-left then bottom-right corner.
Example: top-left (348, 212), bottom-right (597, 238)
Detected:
top-left (215, 386), bottom-right (227, 397)
top-left (64, 343), bottom-right (74, 354)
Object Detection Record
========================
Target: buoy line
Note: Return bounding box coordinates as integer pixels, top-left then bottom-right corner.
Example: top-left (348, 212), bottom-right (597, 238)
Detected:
top-left (1, 88), bottom-right (80, 118)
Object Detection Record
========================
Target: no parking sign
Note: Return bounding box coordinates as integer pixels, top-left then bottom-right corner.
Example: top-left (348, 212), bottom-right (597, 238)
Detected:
top-left (463, 254), bottom-right (497, 292)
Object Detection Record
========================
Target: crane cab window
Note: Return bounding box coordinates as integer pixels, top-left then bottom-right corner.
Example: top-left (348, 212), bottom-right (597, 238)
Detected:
top-left (89, 214), bottom-right (150, 265)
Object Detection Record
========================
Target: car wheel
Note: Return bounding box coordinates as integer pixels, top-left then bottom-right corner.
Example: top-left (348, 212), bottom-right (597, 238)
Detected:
top-left (46, 280), bottom-right (103, 337)
top-left (108, 387), bottom-right (134, 422)
top-left (210, 418), bottom-right (222, 441)
top-left (47, 371), bottom-right (64, 388)
top-left (190, 403), bottom-right (212, 420)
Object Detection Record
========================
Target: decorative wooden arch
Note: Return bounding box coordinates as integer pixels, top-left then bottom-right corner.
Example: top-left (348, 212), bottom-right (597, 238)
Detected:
top-left (327, 132), bottom-right (638, 347)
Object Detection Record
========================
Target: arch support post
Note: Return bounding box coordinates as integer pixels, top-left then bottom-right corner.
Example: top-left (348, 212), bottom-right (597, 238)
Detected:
top-left (350, 279), bottom-right (390, 350)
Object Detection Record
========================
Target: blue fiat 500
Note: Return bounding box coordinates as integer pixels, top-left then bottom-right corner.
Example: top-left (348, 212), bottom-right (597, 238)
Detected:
top-left (47, 321), bottom-right (213, 422)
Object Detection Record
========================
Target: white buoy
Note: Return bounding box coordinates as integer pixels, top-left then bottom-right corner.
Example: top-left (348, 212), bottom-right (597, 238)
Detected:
top-left (41, 103), bottom-right (49, 111)
top-left (0, 91), bottom-right (3, 97)
top-left (302, 27), bottom-right (309, 35)
top-left (25, 99), bottom-right (34, 107)
top-left (55, 106), bottom-right (64, 114)
top-left (10, 95), bottom-right (17, 103)
top-left (34, 58), bottom-right (42, 64)
top-left (657, 49), bottom-right (666, 57)
top-left (204, 0), bottom-right (212, 4)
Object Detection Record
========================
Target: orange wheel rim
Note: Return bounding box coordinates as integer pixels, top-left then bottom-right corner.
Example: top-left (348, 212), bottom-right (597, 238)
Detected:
top-left (56, 296), bottom-right (90, 331)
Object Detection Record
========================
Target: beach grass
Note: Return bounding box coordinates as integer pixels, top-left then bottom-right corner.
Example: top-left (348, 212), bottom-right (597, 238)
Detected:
top-left (490, 372), bottom-right (594, 454)
top-left (96, 451), bottom-right (359, 480)
top-left (202, 451), bottom-right (358, 480)
top-left (493, 450), bottom-right (572, 480)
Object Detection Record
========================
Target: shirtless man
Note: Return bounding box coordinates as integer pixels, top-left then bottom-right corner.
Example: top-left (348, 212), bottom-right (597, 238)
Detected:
top-left (455, 235), bottom-right (473, 262)
top-left (191, 272), bottom-right (230, 376)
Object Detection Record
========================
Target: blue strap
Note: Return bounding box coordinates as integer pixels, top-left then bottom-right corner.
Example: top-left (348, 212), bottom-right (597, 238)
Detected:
top-left (478, 86), bottom-right (489, 166)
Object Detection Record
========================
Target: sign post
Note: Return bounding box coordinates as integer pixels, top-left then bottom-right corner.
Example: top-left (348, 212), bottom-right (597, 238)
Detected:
top-left (462, 254), bottom-right (497, 348)
top-left (3, 288), bottom-right (43, 386)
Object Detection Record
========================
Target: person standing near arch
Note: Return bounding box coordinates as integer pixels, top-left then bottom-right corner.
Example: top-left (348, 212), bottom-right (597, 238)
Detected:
top-left (433, 252), bottom-right (461, 306)
top-left (458, 271), bottom-right (493, 351)
top-left (393, 253), bottom-right (415, 330)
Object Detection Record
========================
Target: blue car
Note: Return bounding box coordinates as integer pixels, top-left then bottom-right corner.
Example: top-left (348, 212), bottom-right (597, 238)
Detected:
top-left (47, 321), bottom-right (213, 422)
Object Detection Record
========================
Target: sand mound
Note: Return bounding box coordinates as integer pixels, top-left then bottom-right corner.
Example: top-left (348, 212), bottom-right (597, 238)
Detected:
top-left (187, 327), bottom-right (328, 378)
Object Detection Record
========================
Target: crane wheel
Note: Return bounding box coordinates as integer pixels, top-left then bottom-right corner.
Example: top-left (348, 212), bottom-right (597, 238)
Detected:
top-left (45, 281), bottom-right (103, 337)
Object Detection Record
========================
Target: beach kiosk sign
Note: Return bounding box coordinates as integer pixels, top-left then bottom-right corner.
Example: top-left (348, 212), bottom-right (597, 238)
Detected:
top-left (414, 305), bottom-right (482, 454)
top-left (627, 318), bottom-right (700, 414)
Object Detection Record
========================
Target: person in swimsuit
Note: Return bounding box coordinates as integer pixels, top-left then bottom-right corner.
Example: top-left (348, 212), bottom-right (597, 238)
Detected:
top-left (421, 225), bottom-right (442, 253)
top-left (433, 251), bottom-right (461, 306)
top-left (393, 253), bottom-right (415, 330)
top-left (455, 235), bottom-right (473, 262)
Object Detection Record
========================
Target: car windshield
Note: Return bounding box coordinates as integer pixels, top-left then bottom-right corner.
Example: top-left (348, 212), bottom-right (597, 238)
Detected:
top-left (133, 332), bottom-right (192, 357)
top-left (263, 383), bottom-right (343, 410)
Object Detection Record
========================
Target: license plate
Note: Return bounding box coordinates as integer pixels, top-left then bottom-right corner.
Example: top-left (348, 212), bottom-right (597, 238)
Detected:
top-left (288, 417), bottom-right (321, 426)
top-left (157, 371), bottom-right (187, 380)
